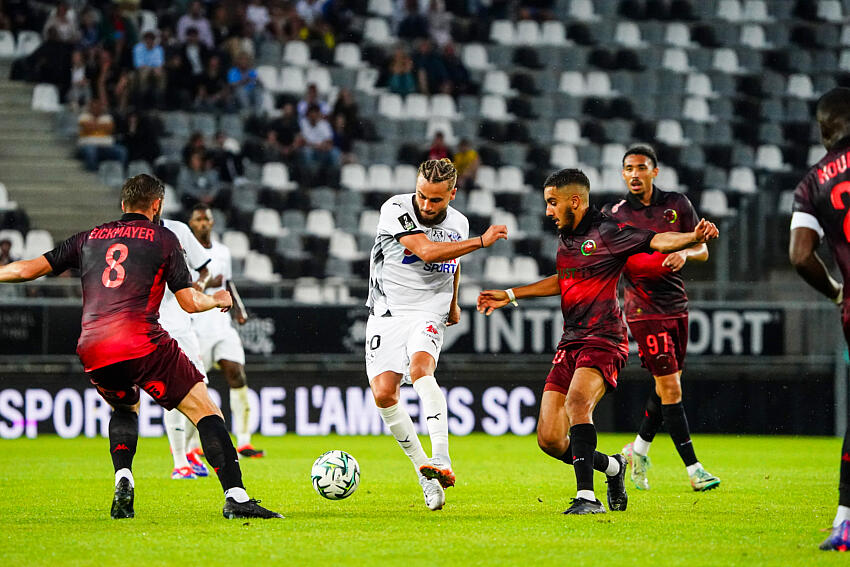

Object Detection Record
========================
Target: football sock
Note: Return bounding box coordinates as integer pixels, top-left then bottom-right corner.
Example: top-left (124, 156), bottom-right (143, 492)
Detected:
top-left (576, 489), bottom-right (596, 502)
top-left (413, 375), bottom-right (449, 460)
top-left (638, 390), bottom-right (663, 446)
top-left (839, 427), bottom-right (850, 509)
top-left (109, 409), bottom-right (138, 473)
top-left (634, 435), bottom-right (652, 456)
top-left (661, 402), bottom-right (698, 467)
top-left (225, 487), bottom-right (250, 503)
top-left (184, 426), bottom-right (201, 453)
top-left (164, 409), bottom-right (191, 468)
top-left (197, 414), bottom-right (244, 493)
top-left (559, 446), bottom-right (620, 476)
top-left (378, 403), bottom-right (429, 472)
top-left (686, 462), bottom-right (702, 476)
top-left (834, 506), bottom-right (850, 527)
top-left (569, 423), bottom-right (597, 494)
top-left (115, 468), bottom-right (134, 488)
top-left (230, 386), bottom-right (251, 447)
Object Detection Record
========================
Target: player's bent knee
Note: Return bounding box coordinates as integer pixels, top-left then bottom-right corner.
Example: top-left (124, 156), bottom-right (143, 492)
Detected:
top-left (536, 432), bottom-right (562, 457)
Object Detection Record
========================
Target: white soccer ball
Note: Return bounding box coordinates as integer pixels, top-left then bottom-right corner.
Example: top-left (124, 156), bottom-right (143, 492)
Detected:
top-left (311, 450), bottom-right (360, 500)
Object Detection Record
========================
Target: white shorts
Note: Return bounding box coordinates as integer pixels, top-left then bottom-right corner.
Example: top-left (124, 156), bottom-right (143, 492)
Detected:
top-left (365, 314), bottom-right (446, 384)
top-left (171, 329), bottom-right (208, 382)
top-left (197, 325), bottom-right (246, 369)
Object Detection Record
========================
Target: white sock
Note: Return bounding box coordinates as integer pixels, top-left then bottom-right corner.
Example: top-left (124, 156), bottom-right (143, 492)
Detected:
top-left (184, 426), bottom-right (200, 453)
top-left (230, 386), bottom-right (251, 447)
top-left (834, 505), bottom-right (850, 527)
top-left (686, 462), bottom-right (702, 476)
top-left (115, 468), bottom-right (134, 488)
top-left (225, 487), bottom-right (250, 503)
top-left (378, 403), bottom-right (429, 472)
top-left (164, 409), bottom-right (191, 468)
top-left (576, 489), bottom-right (596, 502)
top-left (634, 435), bottom-right (651, 456)
top-left (605, 455), bottom-right (620, 477)
top-left (413, 375), bottom-right (449, 461)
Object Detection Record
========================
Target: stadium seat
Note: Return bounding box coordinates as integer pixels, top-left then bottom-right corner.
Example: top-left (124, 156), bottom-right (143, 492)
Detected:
top-left (0, 30), bottom-right (15, 57)
top-left (786, 74), bottom-right (815, 99)
top-left (755, 144), bottom-right (787, 171)
top-left (22, 229), bottom-right (52, 257)
top-left (15, 30), bottom-right (41, 57)
top-left (305, 67), bottom-right (333, 94)
top-left (818, 0), bottom-right (843, 22)
top-left (394, 164), bottom-right (418, 189)
top-left (742, 0), bottom-right (771, 22)
top-left (283, 40), bottom-right (311, 66)
top-left (355, 68), bottom-right (380, 93)
top-left (496, 166), bottom-right (527, 193)
top-left (257, 65), bottom-right (282, 93)
top-left (368, 164), bottom-right (394, 191)
top-left (682, 97), bottom-right (713, 122)
top-left (492, 209), bottom-right (524, 238)
top-left (685, 73), bottom-right (716, 98)
top-left (553, 119), bottom-right (586, 144)
top-left (586, 72), bottom-right (616, 97)
top-left (243, 251), bottom-right (280, 283)
top-left (807, 144), bottom-right (825, 165)
top-left (293, 277), bottom-right (323, 303)
top-left (364, 17), bottom-right (393, 45)
top-left (461, 44), bottom-right (493, 71)
top-left (341, 164), bottom-right (368, 192)
top-left (540, 21), bottom-right (569, 45)
top-left (222, 230), bottom-right (251, 260)
top-left (358, 210), bottom-right (380, 236)
top-left (483, 256), bottom-right (514, 284)
top-left (161, 184), bottom-right (181, 215)
top-left (190, 113), bottom-right (217, 137)
top-left (515, 20), bottom-right (542, 45)
top-left (139, 9), bottom-right (157, 33)
top-left (334, 43), bottom-right (363, 68)
top-left (569, 0), bottom-right (600, 21)
top-left (127, 159), bottom-right (152, 177)
top-left (99, 161), bottom-right (125, 188)
top-left (308, 187), bottom-right (336, 210)
top-left (367, 0), bottom-right (393, 16)
top-left (0, 182), bottom-right (16, 210)
top-left (777, 190), bottom-right (795, 214)
top-left (739, 24), bottom-right (771, 49)
top-left (656, 120), bottom-right (688, 146)
top-left (664, 23), bottom-right (693, 47)
top-left (305, 209), bottom-right (335, 238)
top-left (598, 168), bottom-right (624, 193)
top-left (474, 165), bottom-right (497, 191)
top-left (490, 20), bottom-right (517, 45)
top-left (262, 162), bottom-right (298, 191)
top-left (728, 167), bottom-right (757, 193)
top-left (31, 84), bottom-right (61, 111)
top-left (601, 143), bottom-right (627, 168)
top-left (712, 49), bottom-right (743, 74)
top-left (480, 95), bottom-right (511, 121)
top-left (512, 256), bottom-right (540, 284)
top-left (559, 71), bottom-right (587, 96)
top-left (329, 229), bottom-right (366, 261)
top-left (425, 119), bottom-right (456, 145)
top-left (700, 190), bottom-right (733, 217)
top-left (717, 0), bottom-right (743, 21)
top-left (662, 48), bottom-right (691, 73)
top-left (0, 229), bottom-right (24, 257)
top-left (468, 190), bottom-right (496, 215)
top-left (550, 144), bottom-right (579, 168)
top-left (429, 94), bottom-right (459, 119)
top-left (404, 93), bottom-right (430, 120)
top-left (615, 22), bottom-right (645, 47)
top-left (482, 71), bottom-right (516, 96)
top-left (280, 66), bottom-right (306, 94)
top-left (377, 93), bottom-right (403, 119)
top-left (252, 208), bottom-right (287, 237)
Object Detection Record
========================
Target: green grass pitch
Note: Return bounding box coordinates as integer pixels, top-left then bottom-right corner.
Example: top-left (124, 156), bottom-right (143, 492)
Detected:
top-left (0, 433), bottom-right (845, 566)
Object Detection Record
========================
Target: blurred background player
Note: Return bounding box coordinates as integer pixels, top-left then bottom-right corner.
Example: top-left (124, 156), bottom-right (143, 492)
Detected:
top-left (789, 87), bottom-right (850, 552)
top-left (0, 175), bottom-right (280, 519)
top-left (603, 145), bottom-right (720, 492)
top-left (478, 168), bottom-right (719, 515)
top-left (160, 216), bottom-right (212, 480)
top-left (366, 158), bottom-right (507, 510)
top-left (188, 204), bottom-right (263, 459)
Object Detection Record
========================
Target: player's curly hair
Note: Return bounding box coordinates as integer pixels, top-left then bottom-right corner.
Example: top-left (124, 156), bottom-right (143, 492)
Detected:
top-left (418, 158), bottom-right (457, 189)
top-left (121, 174), bottom-right (165, 210)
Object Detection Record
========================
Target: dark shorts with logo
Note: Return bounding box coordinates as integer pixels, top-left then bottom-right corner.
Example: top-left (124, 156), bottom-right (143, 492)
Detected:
top-left (544, 337), bottom-right (628, 395)
top-left (628, 315), bottom-right (688, 376)
top-left (87, 338), bottom-right (204, 410)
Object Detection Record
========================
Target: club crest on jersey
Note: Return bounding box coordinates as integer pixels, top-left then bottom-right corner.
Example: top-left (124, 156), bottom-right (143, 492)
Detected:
top-left (663, 208), bottom-right (678, 224)
top-left (401, 248), bottom-right (421, 264)
top-left (580, 239), bottom-right (597, 256)
top-left (398, 213), bottom-right (416, 231)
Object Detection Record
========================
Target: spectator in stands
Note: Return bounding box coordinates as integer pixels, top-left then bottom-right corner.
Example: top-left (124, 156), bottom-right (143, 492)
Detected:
top-left (269, 2), bottom-right (305, 42)
top-left (427, 0), bottom-right (452, 47)
top-left (209, 131), bottom-right (245, 183)
top-left (178, 149), bottom-right (229, 210)
top-left (297, 83), bottom-right (329, 118)
top-left (0, 238), bottom-right (17, 266)
top-left (387, 46), bottom-right (418, 95)
top-left (296, 0), bottom-right (325, 26)
top-left (97, 2), bottom-right (137, 63)
top-left (67, 49), bottom-right (91, 112)
top-left (78, 8), bottom-right (100, 49)
top-left (453, 138), bottom-right (480, 190)
top-left (195, 54), bottom-right (231, 112)
top-left (182, 132), bottom-right (207, 165)
top-left (76, 98), bottom-right (127, 171)
top-left (227, 51), bottom-right (263, 112)
top-left (93, 47), bottom-right (130, 112)
top-left (246, 0), bottom-right (271, 39)
top-left (397, 0), bottom-right (429, 40)
top-left (332, 88), bottom-right (359, 137)
top-left (179, 27), bottom-right (210, 96)
top-left (518, 0), bottom-right (556, 20)
top-left (332, 114), bottom-right (355, 164)
top-left (414, 38), bottom-right (449, 95)
top-left (298, 102), bottom-right (341, 178)
top-left (428, 131), bottom-right (451, 160)
top-left (132, 30), bottom-right (166, 108)
top-left (11, 26), bottom-right (72, 90)
top-left (164, 51), bottom-right (194, 109)
top-left (222, 22), bottom-right (257, 62)
top-left (121, 110), bottom-right (161, 164)
top-left (263, 102), bottom-right (300, 162)
top-left (210, 4), bottom-right (235, 46)
top-left (442, 42), bottom-right (471, 95)
top-left (42, 1), bottom-right (79, 44)
top-left (177, 0), bottom-right (214, 48)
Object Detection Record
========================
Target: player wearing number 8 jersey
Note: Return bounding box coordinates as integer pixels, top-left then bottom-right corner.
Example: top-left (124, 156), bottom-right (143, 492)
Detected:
top-left (603, 145), bottom-right (720, 493)
top-left (789, 87), bottom-right (850, 551)
top-left (0, 174), bottom-right (281, 521)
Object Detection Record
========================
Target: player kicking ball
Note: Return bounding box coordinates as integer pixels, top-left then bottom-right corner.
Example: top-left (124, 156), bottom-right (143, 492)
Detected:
top-left (478, 168), bottom-right (719, 515)
top-left (366, 158), bottom-right (507, 510)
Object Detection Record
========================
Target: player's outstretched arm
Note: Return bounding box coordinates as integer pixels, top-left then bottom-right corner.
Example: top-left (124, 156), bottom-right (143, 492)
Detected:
top-left (477, 275), bottom-right (560, 315)
top-left (0, 256), bottom-right (53, 283)
top-left (662, 243), bottom-right (708, 272)
top-left (650, 218), bottom-right (719, 254)
top-left (399, 224), bottom-right (508, 263)
top-left (175, 287), bottom-right (233, 313)
top-left (790, 227), bottom-right (843, 302)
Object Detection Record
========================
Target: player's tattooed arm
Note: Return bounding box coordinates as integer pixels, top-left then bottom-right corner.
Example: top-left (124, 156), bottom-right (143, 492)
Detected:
top-left (477, 275), bottom-right (559, 315)
top-left (399, 224), bottom-right (508, 263)
top-left (448, 265), bottom-right (461, 326)
top-left (650, 218), bottom-right (719, 254)
top-left (0, 256), bottom-right (53, 283)
top-left (790, 227), bottom-right (843, 302)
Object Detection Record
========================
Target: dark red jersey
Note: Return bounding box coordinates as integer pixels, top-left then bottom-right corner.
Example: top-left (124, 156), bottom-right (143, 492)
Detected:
top-left (44, 213), bottom-right (192, 371)
top-left (556, 207), bottom-right (655, 347)
top-left (602, 187), bottom-right (699, 321)
top-left (793, 138), bottom-right (850, 292)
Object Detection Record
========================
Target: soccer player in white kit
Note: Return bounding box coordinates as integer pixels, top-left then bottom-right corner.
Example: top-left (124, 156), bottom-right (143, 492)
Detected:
top-left (188, 204), bottom-right (263, 458)
top-left (160, 217), bottom-right (213, 479)
top-left (366, 159), bottom-right (508, 510)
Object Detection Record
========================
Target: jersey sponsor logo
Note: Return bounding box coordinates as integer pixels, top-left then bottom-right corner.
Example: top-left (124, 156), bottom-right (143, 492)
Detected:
top-left (89, 225), bottom-right (156, 242)
top-left (142, 381), bottom-right (166, 399)
top-left (663, 208), bottom-right (678, 223)
top-left (580, 239), bottom-right (597, 256)
top-left (558, 266), bottom-right (592, 280)
top-left (818, 151), bottom-right (850, 185)
top-left (423, 257), bottom-right (458, 273)
top-left (398, 213), bottom-right (416, 231)
top-left (401, 248), bottom-right (422, 264)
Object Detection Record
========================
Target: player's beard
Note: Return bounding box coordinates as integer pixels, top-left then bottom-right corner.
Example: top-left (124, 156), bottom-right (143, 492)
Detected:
top-left (414, 202), bottom-right (448, 227)
top-left (557, 208), bottom-right (577, 237)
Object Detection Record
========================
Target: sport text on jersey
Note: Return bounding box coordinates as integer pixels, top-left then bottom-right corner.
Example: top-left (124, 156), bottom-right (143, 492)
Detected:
top-left (89, 226), bottom-right (156, 242)
top-left (558, 266), bottom-right (593, 280)
top-left (401, 228), bottom-right (462, 274)
top-left (818, 150), bottom-right (850, 184)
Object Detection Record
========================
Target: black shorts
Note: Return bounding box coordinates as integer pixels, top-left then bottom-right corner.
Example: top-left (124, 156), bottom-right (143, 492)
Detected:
top-left (87, 338), bottom-right (204, 410)
top-left (628, 316), bottom-right (688, 377)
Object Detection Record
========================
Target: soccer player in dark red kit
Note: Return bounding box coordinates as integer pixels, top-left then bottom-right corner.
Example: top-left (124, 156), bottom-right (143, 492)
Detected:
top-left (602, 145), bottom-right (720, 492)
top-left (477, 168), bottom-right (719, 515)
top-left (0, 174), bottom-right (281, 520)
top-left (789, 87), bottom-right (850, 551)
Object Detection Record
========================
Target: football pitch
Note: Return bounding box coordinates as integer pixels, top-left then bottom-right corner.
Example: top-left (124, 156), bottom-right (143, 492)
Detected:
top-left (0, 433), bottom-right (843, 566)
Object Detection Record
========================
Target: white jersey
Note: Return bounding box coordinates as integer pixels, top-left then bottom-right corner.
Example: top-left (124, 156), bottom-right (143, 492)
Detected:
top-left (191, 238), bottom-right (235, 335)
top-left (366, 193), bottom-right (469, 319)
top-left (159, 219), bottom-right (210, 338)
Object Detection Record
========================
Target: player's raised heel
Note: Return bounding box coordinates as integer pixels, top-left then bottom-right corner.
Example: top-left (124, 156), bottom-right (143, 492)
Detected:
top-left (222, 498), bottom-right (283, 519)
top-left (419, 475), bottom-right (445, 511)
top-left (606, 454), bottom-right (628, 511)
top-left (419, 457), bottom-right (455, 489)
top-left (821, 520), bottom-right (850, 551)
top-left (563, 497), bottom-right (606, 515)
top-left (689, 468), bottom-right (720, 492)
top-left (111, 478), bottom-right (134, 519)
top-left (237, 444), bottom-right (265, 459)
top-left (623, 442), bottom-right (651, 491)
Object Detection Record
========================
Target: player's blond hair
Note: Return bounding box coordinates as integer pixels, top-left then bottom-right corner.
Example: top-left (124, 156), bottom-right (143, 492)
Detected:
top-left (418, 158), bottom-right (457, 190)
